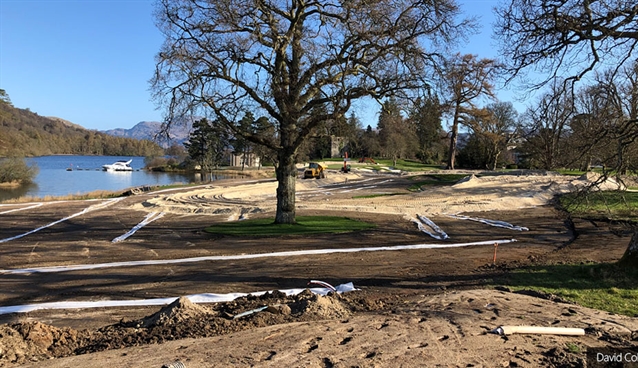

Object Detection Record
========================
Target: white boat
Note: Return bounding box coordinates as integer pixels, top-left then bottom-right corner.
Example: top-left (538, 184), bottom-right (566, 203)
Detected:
top-left (102, 159), bottom-right (134, 172)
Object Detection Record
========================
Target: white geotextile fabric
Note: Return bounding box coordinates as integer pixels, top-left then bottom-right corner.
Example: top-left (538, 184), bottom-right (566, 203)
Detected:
top-left (0, 282), bottom-right (358, 315)
top-left (446, 214), bottom-right (529, 231)
top-left (0, 198), bottom-right (123, 243)
top-left (112, 211), bottom-right (165, 243)
top-left (411, 214), bottom-right (449, 240)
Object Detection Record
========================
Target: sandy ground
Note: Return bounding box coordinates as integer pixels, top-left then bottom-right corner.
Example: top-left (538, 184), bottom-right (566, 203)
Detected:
top-left (0, 168), bottom-right (636, 367)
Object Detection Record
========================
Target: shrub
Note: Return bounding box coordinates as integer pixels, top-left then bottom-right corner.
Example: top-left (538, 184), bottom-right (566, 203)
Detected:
top-left (0, 157), bottom-right (39, 184)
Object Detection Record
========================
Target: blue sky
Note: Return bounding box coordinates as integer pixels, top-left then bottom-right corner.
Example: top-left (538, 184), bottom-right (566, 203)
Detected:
top-left (1, 0), bottom-right (513, 131)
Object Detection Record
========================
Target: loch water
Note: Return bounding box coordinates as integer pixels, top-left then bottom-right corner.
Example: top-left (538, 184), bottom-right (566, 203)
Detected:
top-left (0, 155), bottom-right (204, 201)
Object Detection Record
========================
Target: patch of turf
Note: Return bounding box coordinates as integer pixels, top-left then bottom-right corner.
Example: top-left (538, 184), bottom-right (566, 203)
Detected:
top-left (560, 190), bottom-right (638, 222)
top-left (352, 192), bottom-right (407, 199)
top-left (205, 216), bottom-right (376, 236)
top-left (493, 263), bottom-right (638, 317)
top-left (373, 159), bottom-right (440, 172)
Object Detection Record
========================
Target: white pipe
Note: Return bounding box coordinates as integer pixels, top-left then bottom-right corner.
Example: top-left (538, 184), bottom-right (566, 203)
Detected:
top-left (494, 326), bottom-right (585, 336)
top-left (0, 239), bottom-right (518, 274)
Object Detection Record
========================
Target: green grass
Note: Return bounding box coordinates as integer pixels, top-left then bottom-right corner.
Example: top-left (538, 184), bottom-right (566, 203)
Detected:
top-left (407, 174), bottom-right (469, 191)
top-left (326, 164), bottom-right (349, 170)
top-left (560, 190), bottom-right (638, 221)
top-left (372, 159), bottom-right (441, 172)
top-left (205, 216), bottom-right (376, 236)
top-left (556, 169), bottom-right (588, 176)
top-left (352, 192), bottom-right (407, 199)
top-left (494, 263), bottom-right (638, 316)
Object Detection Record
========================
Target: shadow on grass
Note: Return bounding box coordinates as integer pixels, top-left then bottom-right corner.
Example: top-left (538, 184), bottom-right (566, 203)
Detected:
top-left (493, 263), bottom-right (638, 316)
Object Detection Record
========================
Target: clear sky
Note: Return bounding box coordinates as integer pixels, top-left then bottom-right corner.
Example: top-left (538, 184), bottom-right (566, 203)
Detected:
top-left (0, 0), bottom-right (513, 131)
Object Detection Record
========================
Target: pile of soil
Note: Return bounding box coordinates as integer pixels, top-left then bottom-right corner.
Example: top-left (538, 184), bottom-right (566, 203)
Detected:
top-left (0, 291), bottom-right (351, 366)
top-left (5, 289), bottom-right (638, 368)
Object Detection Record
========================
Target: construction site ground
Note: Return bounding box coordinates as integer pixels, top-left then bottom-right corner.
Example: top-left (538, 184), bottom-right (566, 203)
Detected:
top-left (0, 170), bottom-right (636, 367)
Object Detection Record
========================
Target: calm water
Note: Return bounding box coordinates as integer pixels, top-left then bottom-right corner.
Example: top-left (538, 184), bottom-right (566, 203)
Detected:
top-left (0, 155), bottom-right (203, 201)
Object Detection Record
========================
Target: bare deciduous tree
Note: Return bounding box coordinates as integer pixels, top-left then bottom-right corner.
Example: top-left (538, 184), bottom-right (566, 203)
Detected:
top-left (465, 102), bottom-right (518, 170)
top-left (495, 0), bottom-right (638, 90)
top-left (440, 53), bottom-right (499, 170)
top-left (495, 0), bottom-right (638, 265)
top-left (519, 83), bottom-right (574, 170)
top-left (152, 0), bottom-right (470, 224)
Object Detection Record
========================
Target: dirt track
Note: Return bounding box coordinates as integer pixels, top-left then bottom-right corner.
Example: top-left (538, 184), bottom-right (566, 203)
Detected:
top-left (0, 171), bottom-right (636, 366)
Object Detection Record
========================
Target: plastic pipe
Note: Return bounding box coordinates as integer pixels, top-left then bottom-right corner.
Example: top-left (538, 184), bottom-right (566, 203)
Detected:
top-left (493, 326), bottom-right (585, 336)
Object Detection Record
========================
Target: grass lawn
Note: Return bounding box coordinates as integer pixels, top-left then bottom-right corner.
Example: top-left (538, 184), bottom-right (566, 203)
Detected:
top-left (510, 189), bottom-right (638, 316)
top-left (560, 190), bottom-right (638, 222)
top-left (372, 159), bottom-right (441, 171)
top-left (494, 263), bottom-right (638, 317)
top-left (205, 216), bottom-right (376, 236)
top-left (352, 192), bottom-right (407, 199)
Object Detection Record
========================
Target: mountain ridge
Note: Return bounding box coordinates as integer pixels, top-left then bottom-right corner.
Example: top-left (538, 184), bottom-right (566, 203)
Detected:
top-left (103, 120), bottom-right (192, 148)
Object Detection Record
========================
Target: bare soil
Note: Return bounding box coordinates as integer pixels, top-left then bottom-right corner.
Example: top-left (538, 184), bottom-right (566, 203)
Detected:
top-left (0, 170), bottom-right (636, 367)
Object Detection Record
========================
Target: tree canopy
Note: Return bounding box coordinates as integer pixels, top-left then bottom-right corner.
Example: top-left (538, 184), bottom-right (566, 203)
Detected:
top-left (495, 0), bottom-right (638, 89)
top-left (494, 0), bottom-right (638, 265)
top-left (152, 0), bottom-right (471, 223)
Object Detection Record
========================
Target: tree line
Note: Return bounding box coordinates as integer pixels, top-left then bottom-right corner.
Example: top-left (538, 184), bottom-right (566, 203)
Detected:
top-left (176, 39), bottom-right (635, 183)
top-left (0, 90), bottom-right (164, 157)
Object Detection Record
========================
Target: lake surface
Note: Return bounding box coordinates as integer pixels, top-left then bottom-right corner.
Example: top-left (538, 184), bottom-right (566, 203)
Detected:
top-left (0, 156), bottom-right (204, 201)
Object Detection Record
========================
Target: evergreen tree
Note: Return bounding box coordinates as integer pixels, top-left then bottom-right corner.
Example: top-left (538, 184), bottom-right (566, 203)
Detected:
top-left (408, 96), bottom-right (444, 163)
top-left (185, 118), bottom-right (229, 171)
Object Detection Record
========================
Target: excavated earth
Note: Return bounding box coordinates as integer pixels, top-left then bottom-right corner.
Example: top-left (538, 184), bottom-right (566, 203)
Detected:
top-left (0, 169), bottom-right (637, 367)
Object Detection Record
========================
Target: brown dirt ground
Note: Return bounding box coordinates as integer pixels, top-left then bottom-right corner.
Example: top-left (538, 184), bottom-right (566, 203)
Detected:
top-left (0, 172), bottom-right (637, 367)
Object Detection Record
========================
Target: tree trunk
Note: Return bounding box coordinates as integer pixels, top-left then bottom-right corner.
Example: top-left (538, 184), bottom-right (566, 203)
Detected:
top-left (447, 104), bottom-right (460, 170)
top-left (274, 151), bottom-right (297, 224)
top-left (618, 229), bottom-right (638, 267)
top-left (491, 146), bottom-right (500, 171)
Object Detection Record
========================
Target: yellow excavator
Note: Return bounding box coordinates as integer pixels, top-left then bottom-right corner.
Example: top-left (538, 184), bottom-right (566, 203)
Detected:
top-left (304, 162), bottom-right (326, 179)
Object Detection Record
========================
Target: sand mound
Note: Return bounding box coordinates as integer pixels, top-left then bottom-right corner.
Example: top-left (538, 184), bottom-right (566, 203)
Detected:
top-left (576, 172), bottom-right (626, 191)
top-left (142, 297), bottom-right (210, 328)
top-left (452, 174), bottom-right (480, 188)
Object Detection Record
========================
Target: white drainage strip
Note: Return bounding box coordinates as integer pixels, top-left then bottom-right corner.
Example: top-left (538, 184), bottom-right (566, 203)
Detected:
top-left (0, 198), bottom-right (124, 244)
top-left (0, 239), bottom-right (517, 275)
top-left (0, 202), bottom-right (45, 215)
top-left (446, 214), bottom-right (529, 231)
top-left (0, 282), bottom-right (358, 315)
top-left (112, 212), bottom-right (166, 243)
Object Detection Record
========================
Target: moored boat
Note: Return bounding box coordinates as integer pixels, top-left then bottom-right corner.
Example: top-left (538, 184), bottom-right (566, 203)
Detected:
top-left (102, 159), bottom-right (133, 172)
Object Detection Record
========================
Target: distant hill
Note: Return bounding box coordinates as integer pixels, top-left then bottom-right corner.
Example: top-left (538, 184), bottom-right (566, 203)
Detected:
top-left (0, 100), bottom-right (164, 157)
top-left (104, 120), bottom-right (192, 148)
top-left (47, 116), bottom-right (85, 130)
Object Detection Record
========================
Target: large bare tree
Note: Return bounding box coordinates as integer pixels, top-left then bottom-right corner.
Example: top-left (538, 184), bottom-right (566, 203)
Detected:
top-left (151, 0), bottom-right (469, 224)
top-left (440, 53), bottom-right (499, 170)
top-left (494, 0), bottom-right (638, 264)
top-left (495, 0), bottom-right (638, 89)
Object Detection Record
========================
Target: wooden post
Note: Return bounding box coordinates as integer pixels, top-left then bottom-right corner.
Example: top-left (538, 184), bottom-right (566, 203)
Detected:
top-left (493, 242), bottom-right (498, 264)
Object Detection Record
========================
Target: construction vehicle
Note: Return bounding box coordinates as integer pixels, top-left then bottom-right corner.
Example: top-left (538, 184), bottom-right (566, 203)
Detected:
top-left (304, 162), bottom-right (326, 179)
